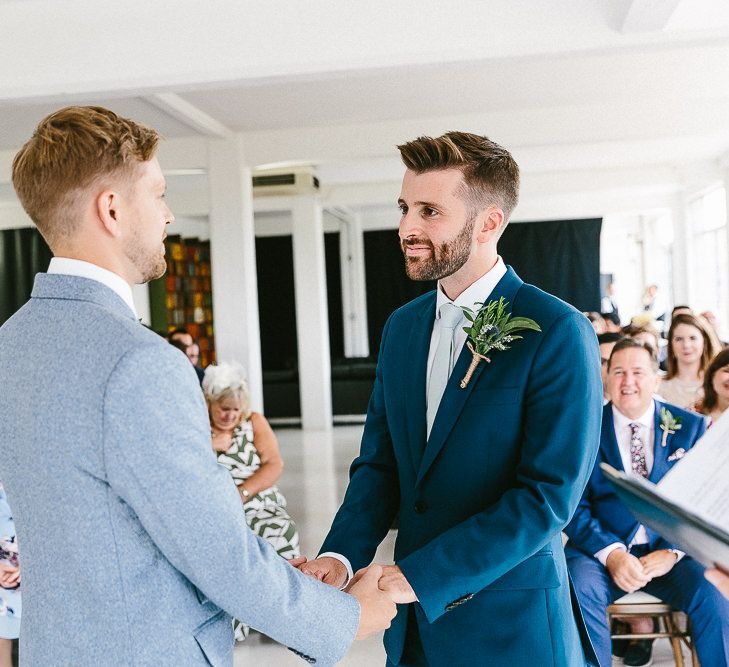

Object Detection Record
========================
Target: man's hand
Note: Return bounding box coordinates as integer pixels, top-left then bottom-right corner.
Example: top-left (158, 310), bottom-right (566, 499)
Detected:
top-left (0, 562), bottom-right (20, 588)
top-left (705, 568), bottom-right (729, 599)
top-left (347, 565), bottom-right (397, 639)
top-left (287, 555), bottom-right (308, 568)
top-left (377, 565), bottom-right (418, 604)
top-left (639, 550), bottom-right (678, 579)
top-left (298, 556), bottom-right (349, 588)
top-left (605, 550), bottom-right (650, 593)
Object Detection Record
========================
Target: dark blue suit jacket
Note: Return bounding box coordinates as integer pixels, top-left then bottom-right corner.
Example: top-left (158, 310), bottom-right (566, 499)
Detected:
top-left (320, 267), bottom-right (603, 666)
top-left (565, 400), bottom-right (706, 557)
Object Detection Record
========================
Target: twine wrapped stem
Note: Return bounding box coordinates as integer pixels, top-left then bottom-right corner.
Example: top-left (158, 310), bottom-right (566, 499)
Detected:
top-left (460, 341), bottom-right (491, 388)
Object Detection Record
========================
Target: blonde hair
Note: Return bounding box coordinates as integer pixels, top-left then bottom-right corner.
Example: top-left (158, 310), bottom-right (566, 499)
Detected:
top-left (397, 131), bottom-right (520, 223)
top-left (202, 363), bottom-right (251, 420)
top-left (11, 106), bottom-right (159, 248)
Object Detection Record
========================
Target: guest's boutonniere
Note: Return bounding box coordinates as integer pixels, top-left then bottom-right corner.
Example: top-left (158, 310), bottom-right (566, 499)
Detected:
top-left (459, 296), bottom-right (541, 388)
top-left (667, 448), bottom-right (686, 462)
top-left (659, 407), bottom-right (682, 447)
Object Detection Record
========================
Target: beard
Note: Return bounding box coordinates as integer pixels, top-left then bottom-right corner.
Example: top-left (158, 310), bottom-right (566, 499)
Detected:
top-left (401, 215), bottom-right (474, 281)
top-left (124, 228), bottom-right (167, 283)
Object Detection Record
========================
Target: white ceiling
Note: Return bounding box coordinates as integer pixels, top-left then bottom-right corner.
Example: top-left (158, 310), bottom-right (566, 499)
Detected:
top-left (1, 0), bottom-right (729, 223)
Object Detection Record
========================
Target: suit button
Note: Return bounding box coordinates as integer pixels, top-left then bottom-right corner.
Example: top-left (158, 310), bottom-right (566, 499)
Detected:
top-left (414, 501), bottom-right (427, 513)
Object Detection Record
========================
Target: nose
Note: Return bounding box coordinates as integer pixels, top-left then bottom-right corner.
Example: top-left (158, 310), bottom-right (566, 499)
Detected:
top-left (399, 211), bottom-right (419, 241)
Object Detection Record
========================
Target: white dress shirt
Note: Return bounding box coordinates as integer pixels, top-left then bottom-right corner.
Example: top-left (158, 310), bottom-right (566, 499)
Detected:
top-left (595, 402), bottom-right (683, 564)
top-left (323, 258), bottom-right (508, 584)
top-left (47, 257), bottom-right (138, 319)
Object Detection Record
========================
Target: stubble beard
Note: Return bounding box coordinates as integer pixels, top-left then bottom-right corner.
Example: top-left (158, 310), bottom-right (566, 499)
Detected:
top-left (401, 215), bottom-right (474, 281)
top-left (125, 229), bottom-right (167, 283)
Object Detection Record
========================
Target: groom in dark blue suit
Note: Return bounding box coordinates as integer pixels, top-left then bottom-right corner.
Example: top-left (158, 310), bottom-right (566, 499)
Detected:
top-left (565, 338), bottom-right (729, 666)
top-left (299, 131), bottom-right (603, 665)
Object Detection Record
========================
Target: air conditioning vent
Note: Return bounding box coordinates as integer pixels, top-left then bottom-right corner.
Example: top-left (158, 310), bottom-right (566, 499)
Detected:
top-left (252, 167), bottom-right (320, 197)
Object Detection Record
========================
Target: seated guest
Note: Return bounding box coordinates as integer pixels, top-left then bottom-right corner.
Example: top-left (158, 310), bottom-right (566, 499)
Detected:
top-left (597, 332), bottom-right (624, 404)
top-left (565, 338), bottom-right (729, 667)
top-left (202, 363), bottom-right (300, 641)
top-left (660, 313), bottom-right (720, 409)
top-left (168, 327), bottom-right (205, 384)
top-left (586, 311), bottom-right (607, 334)
top-left (694, 347), bottom-right (729, 425)
top-left (0, 483), bottom-right (20, 667)
top-left (601, 310), bottom-right (621, 333)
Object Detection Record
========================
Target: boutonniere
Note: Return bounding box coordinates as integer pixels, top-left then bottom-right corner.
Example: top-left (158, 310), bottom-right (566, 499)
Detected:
top-left (667, 448), bottom-right (686, 462)
top-left (459, 296), bottom-right (541, 388)
top-left (659, 407), bottom-right (682, 447)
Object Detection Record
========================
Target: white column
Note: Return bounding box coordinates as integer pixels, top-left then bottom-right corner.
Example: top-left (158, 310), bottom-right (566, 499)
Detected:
top-left (670, 192), bottom-right (692, 308)
top-left (340, 213), bottom-right (369, 358)
top-left (291, 195), bottom-right (332, 431)
top-left (207, 136), bottom-right (264, 411)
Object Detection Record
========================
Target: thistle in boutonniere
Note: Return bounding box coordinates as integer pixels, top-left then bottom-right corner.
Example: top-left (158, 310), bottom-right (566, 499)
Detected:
top-left (659, 407), bottom-right (682, 448)
top-left (458, 296), bottom-right (541, 388)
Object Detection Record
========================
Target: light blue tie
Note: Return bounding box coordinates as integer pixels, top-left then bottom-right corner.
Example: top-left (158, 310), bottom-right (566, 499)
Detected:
top-left (426, 302), bottom-right (463, 438)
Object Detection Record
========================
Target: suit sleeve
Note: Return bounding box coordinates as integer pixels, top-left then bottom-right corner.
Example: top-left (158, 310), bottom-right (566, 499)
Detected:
top-left (319, 314), bottom-right (401, 569)
top-left (398, 311), bottom-right (603, 623)
top-left (102, 343), bottom-right (359, 664)
top-left (563, 472), bottom-right (626, 556)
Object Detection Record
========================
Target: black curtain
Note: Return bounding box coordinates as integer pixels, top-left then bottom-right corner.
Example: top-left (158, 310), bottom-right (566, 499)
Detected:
top-left (323, 232), bottom-right (345, 360)
top-left (255, 236), bottom-right (298, 371)
top-left (499, 218), bottom-right (602, 312)
top-left (255, 233), bottom-right (344, 370)
top-left (0, 227), bottom-right (53, 325)
top-left (363, 229), bottom-right (435, 354)
top-left (362, 218), bottom-right (602, 356)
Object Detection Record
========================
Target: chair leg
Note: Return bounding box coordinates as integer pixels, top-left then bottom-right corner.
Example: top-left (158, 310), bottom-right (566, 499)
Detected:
top-left (664, 614), bottom-right (685, 667)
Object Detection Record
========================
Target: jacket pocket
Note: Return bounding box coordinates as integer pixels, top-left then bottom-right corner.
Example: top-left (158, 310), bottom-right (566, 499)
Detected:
top-left (193, 609), bottom-right (233, 667)
top-left (485, 551), bottom-right (559, 590)
top-left (469, 386), bottom-right (520, 405)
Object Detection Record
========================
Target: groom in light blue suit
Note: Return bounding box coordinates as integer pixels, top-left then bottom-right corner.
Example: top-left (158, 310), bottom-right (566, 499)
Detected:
top-left (0, 106), bottom-right (395, 666)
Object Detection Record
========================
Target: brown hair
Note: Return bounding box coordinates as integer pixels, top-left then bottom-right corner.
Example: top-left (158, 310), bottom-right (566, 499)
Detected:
top-left (607, 337), bottom-right (659, 371)
top-left (12, 106), bottom-right (159, 248)
top-left (397, 131), bottom-right (520, 223)
top-left (696, 347), bottom-right (729, 414)
top-left (665, 313), bottom-right (720, 380)
top-left (621, 323), bottom-right (661, 354)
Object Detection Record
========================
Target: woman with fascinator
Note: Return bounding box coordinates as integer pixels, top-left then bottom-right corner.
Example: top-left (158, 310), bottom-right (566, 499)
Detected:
top-left (202, 363), bottom-right (300, 641)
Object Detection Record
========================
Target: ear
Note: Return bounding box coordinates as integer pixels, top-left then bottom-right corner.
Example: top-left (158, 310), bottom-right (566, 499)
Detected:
top-left (476, 206), bottom-right (505, 243)
top-left (95, 189), bottom-right (124, 239)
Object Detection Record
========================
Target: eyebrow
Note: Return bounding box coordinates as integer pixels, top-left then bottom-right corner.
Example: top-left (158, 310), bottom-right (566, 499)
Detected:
top-left (397, 198), bottom-right (444, 209)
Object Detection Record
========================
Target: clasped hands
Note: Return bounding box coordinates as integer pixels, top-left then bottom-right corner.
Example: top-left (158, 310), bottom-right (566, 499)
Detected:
top-left (289, 555), bottom-right (417, 639)
top-left (606, 548), bottom-right (677, 593)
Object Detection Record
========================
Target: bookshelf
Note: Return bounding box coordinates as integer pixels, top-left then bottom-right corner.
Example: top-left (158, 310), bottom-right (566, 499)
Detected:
top-left (149, 235), bottom-right (216, 367)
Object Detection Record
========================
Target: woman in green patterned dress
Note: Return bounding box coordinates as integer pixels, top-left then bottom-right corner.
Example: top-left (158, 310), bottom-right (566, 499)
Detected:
top-left (203, 363), bottom-right (300, 641)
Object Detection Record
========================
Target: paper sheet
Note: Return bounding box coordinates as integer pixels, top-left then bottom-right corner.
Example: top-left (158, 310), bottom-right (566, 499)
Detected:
top-left (657, 408), bottom-right (729, 532)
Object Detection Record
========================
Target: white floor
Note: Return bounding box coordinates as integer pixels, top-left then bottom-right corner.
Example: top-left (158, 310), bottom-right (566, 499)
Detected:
top-left (233, 425), bottom-right (691, 666)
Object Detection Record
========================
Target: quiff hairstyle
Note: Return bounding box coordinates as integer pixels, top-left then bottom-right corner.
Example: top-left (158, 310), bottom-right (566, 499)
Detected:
top-left (665, 312), bottom-right (720, 380)
top-left (12, 105), bottom-right (159, 248)
top-left (397, 131), bottom-right (520, 223)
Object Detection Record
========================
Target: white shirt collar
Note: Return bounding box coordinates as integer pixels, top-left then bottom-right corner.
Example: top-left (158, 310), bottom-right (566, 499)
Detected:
top-left (435, 256), bottom-right (507, 317)
top-left (47, 257), bottom-right (138, 319)
top-left (612, 400), bottom-right (655, 431)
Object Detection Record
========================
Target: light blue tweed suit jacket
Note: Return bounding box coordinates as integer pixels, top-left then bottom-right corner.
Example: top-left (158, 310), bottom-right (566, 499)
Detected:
top-left (0, 273), bottom-right (359, 667)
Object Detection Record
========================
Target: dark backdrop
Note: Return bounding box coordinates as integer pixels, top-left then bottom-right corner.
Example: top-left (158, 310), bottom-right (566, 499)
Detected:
top-left (0, 227), bottom-right (52, 325)
top-left (362, 218), bottom-right (602, 356)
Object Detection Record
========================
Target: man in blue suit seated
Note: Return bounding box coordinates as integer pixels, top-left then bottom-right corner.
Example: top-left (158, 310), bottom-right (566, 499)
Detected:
top-left (565, 337), bottom-right (729, 667)
top-left (298, 131), bottom-right (603, 665)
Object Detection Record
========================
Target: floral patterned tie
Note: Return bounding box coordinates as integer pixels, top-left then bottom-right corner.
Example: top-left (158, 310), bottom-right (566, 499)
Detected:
top-left (629, 422), bottom-right (649, 478)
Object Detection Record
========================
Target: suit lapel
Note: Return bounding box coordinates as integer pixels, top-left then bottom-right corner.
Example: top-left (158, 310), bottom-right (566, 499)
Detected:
top-left (405, 293), bottom-right (436, 472)
top-left (603, 403), bottom-right (625, 472)
top-left (649, 400), bottom-right (668, 483)
top-left (415, 267), bottom-right (523, 487)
